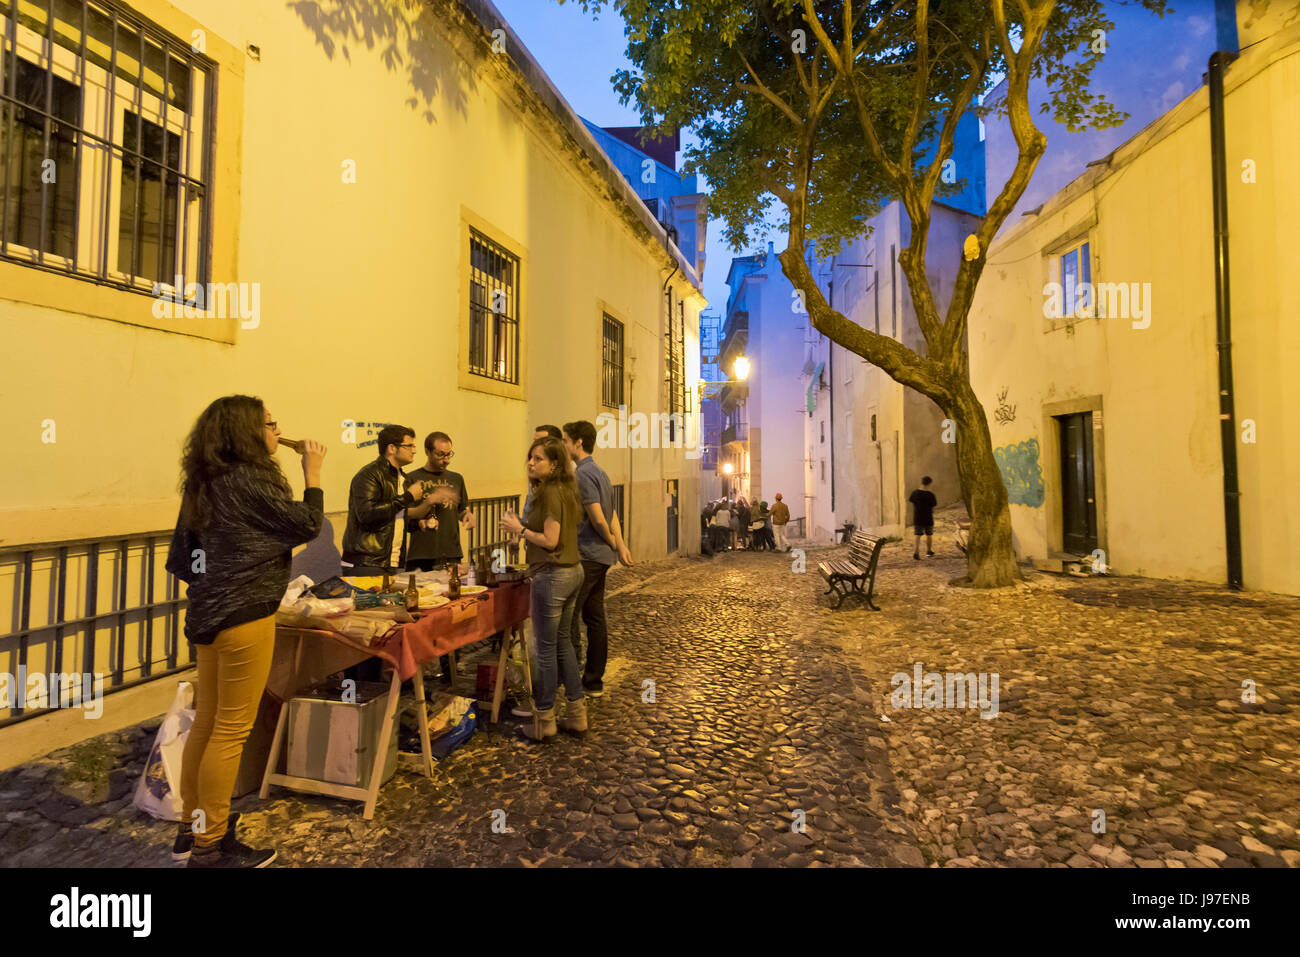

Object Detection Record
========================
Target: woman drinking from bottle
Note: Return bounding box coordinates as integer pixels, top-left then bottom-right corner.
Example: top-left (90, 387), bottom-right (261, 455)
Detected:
top-left (165, 395), bottom-right (326, 867)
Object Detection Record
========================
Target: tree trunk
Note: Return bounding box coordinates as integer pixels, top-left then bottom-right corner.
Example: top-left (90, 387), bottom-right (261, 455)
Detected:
top-left (950, 380), bottom-right (1021, 587)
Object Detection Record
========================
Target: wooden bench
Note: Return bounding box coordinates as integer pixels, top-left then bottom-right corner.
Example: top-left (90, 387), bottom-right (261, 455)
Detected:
top-left (818, 530), bottom-right (885, 610)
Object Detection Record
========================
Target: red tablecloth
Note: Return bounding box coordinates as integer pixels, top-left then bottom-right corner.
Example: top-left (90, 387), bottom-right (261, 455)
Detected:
top-left (377, 580), bottom-right (531, 681)
top-left (274, 580), bottom-right (531, 684)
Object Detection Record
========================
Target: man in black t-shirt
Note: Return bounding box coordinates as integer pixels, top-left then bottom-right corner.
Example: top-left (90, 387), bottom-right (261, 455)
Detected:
top-left (908, 476), bottom-right (938, 560)
top-left (404, 431), bottom-right (475, 684)
top-left (403, 431), bottom-right (475, 570)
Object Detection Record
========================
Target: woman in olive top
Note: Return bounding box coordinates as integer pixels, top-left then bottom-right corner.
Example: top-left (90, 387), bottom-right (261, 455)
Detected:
top-left (500, 436), bottom-right (585, 740)
top-left (165, 395), bottom-right (327, 867)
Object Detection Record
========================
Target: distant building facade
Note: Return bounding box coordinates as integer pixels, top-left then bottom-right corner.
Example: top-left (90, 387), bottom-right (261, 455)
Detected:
top-left (968, 1), bottom-right (1299, 593)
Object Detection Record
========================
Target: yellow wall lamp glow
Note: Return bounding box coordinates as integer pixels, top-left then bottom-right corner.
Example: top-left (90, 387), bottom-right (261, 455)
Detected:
top-left (732, 356), bottom-right (751, 380)
top-left (722, 463), bottom-right (735, 475)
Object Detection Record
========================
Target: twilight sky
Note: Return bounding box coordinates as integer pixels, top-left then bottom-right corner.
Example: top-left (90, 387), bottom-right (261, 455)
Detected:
top-left (489, 0), bottom-right (742, 317)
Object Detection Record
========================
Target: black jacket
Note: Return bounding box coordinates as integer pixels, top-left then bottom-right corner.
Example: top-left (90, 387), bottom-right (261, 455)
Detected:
top-left (166, 464), bottom-right (324, 644)
top-left (342, 457), bottom-right (416, 570)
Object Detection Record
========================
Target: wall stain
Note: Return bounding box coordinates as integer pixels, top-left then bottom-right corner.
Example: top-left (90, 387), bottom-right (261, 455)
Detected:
top-left (994, 438), bottom-right (1045, 508)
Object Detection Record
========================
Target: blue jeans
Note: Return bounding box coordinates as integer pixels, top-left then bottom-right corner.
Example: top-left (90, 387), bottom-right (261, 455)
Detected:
top-left (530, 563), bottom-right (584, 711)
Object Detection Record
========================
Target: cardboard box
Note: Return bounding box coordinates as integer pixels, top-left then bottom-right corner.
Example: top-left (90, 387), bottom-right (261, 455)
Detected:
top-left (285, 679), bottom-right (398, 789)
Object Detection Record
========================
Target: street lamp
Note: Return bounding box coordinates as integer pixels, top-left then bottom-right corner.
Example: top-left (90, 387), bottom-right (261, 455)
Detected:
top-left (732, 356), bottom-right (750, 380)
top-left (722, 462), bottom-right (734, 475)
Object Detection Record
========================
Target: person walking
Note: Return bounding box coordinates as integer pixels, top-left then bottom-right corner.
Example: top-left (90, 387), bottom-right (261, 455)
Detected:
top-left (499, 437), bottom-right (585, 740)
top-left (562, 420), bottom-right (632, 699)
top-left (166, 395), bottom-right (326, 867)
top-left (909, 475), bottom-right (938, 560)
top-left (771, 493), bottom-right (791, 551)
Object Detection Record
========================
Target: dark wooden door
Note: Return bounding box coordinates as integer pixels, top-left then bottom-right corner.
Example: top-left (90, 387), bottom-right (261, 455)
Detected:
top-left (1059, 412), bottom-right (1098, 555)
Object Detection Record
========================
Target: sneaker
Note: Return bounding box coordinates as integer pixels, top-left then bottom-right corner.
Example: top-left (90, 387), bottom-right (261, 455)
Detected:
top-left (188, 831), bottom-right (277, 869)
top-left (510, 698), bottom-right (534, 718)
top-left (913, 552), bottom-right (920, 561)
top-left (172, 812), bottom-right (239, 863)
top-left (927, 550), bottom-right (935, 558)
top-left (582, 680), bottom-right (604, 698)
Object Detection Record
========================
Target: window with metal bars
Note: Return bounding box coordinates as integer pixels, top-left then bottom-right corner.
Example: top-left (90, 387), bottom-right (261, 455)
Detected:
top-left (665, 290), bottom-right (686, 441)
top-left (610, 483), bottom-right (625, 534)
top-left (468, 227), bottom-right (520, 384)
top-left (0, 0), bottom-right (215, 294)
top-left (602, 312), bottom-right (624, 409)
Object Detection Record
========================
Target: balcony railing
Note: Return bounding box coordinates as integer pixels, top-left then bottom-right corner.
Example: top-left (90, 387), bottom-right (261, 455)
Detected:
top-left (722, 422), bottom-right (749, 446)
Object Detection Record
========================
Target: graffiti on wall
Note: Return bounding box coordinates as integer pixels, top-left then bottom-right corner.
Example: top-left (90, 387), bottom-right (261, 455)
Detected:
top-left (994, 438), bottom-right (1045, 508)
top-left (994, 387), bottom-right (1017, 425)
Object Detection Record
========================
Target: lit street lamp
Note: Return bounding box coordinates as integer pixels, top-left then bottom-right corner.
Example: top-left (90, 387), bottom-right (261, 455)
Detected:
top-left (732, 356), bottom-right (750, 380)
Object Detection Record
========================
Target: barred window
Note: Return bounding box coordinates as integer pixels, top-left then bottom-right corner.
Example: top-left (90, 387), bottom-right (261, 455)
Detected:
top-left (610, 483), bottom-right (625, 534)
top-left (601, 312), bottom-right (623, 408)
top-left (468, 227), bottom-right (520, 383)
top-left (665, 290), bottom-right (686, 440)
top-left (1, 0), bottom-right (215, 295)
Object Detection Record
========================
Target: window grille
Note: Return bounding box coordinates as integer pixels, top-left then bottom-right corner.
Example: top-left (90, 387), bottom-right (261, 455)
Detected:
top-left (602, 312), bottom-right (624, 408)
top-left (468, 227), bottom-right (520, 383)
top-left (1, 0), bottom-right (215, 295)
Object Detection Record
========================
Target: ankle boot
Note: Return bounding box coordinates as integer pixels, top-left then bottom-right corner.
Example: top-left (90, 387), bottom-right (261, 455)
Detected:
top-left (524, 707), bottom-right (557, 741)
top-left (558, 697), bottom-right (588, 735)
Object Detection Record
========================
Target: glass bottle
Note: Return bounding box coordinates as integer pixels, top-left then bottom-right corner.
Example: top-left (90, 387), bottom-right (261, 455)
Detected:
top-left (405, 574), bottom-right (419, 612)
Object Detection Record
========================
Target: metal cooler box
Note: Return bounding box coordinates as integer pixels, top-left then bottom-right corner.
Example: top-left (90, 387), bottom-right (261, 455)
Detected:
top-left (285, 679), bottom-right (398, 789)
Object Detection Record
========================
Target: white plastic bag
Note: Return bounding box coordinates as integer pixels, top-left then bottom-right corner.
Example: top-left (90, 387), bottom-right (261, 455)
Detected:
top-left (132, 681), bottom-right (195, 822)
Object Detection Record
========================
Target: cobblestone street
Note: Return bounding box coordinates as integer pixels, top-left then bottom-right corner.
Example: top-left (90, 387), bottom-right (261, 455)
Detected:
top-left (4, 516), bottom-right (1298, 868)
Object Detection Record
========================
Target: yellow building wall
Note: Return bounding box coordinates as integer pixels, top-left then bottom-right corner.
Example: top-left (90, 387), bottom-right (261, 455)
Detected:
top-left (0, 0), bottom-right (703, 549)
top-left (969, 28), bottom-right (1300, 593)
top-left (0, 0), bottom-right (703, 746)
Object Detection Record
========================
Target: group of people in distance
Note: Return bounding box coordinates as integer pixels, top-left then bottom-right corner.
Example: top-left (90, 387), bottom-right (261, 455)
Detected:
top-left (703, 491), bottom-right (791, 554)
top-left (165, 395), bottom-right (632, 868)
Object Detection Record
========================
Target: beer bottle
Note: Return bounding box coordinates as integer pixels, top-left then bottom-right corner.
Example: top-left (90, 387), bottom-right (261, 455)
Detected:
top-left (447, 563), bottom-right (461, 600)
top-left (405, 574), bottom-right (420, 612)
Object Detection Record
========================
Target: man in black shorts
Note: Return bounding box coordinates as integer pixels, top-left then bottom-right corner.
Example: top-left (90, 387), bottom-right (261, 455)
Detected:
top-left (908, 476), bottom-right (937, 560)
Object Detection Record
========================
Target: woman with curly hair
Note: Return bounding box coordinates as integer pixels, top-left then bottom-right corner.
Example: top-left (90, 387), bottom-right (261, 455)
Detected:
top-left (500, 436), bottom-right (585, 740)
top-left (165, 395), bottom-right (327, 867)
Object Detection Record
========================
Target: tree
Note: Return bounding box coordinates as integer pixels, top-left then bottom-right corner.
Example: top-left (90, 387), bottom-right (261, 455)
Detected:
top-left (561, 0), bottom-right (1164, 587)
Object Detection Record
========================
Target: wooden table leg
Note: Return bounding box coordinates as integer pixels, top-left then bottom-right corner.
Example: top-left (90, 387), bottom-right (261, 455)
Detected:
top-left (364, 667), bottom-right (403, 820)
top-left (259, 696), bottom-right (290, 800)
top-left (491, 630), bottom-right (511, 724)
top-left (411, 661), bottom-right (433, 779)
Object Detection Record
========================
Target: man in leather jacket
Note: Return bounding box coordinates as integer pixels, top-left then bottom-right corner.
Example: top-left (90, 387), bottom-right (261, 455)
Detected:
top-left (342, 424), bottom-right (453, 573)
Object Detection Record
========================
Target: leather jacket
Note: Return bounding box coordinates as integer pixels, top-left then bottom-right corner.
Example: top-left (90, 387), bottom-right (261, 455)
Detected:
top-left (342, 457), bottom-right (415, 570)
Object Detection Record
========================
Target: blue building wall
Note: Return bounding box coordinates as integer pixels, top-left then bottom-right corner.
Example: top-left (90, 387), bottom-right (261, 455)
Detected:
top-left (581, 118), bottom-right (703, 271)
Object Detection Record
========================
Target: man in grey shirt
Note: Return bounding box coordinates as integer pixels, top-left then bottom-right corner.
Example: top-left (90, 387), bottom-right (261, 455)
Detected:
top-left (562, 420), bottom-right (632, 696)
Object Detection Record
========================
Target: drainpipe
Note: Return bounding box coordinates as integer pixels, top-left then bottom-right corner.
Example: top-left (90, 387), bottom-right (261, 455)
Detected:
top-left (1208, 50), bottom-right (1243, 590)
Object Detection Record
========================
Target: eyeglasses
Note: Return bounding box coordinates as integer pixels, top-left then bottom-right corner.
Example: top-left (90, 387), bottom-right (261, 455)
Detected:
top-left (399, 443), bottom-right (416, 450)
top-left (433, 450), bottom-right (455, 459)
top-left (264, 421), bottom-right (277, 430)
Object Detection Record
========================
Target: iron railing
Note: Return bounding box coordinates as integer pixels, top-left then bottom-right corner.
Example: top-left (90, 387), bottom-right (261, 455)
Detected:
top-left (0, 528), bottom-right (190, 727)
top-left (464, 494), bottom-right (521, 568)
